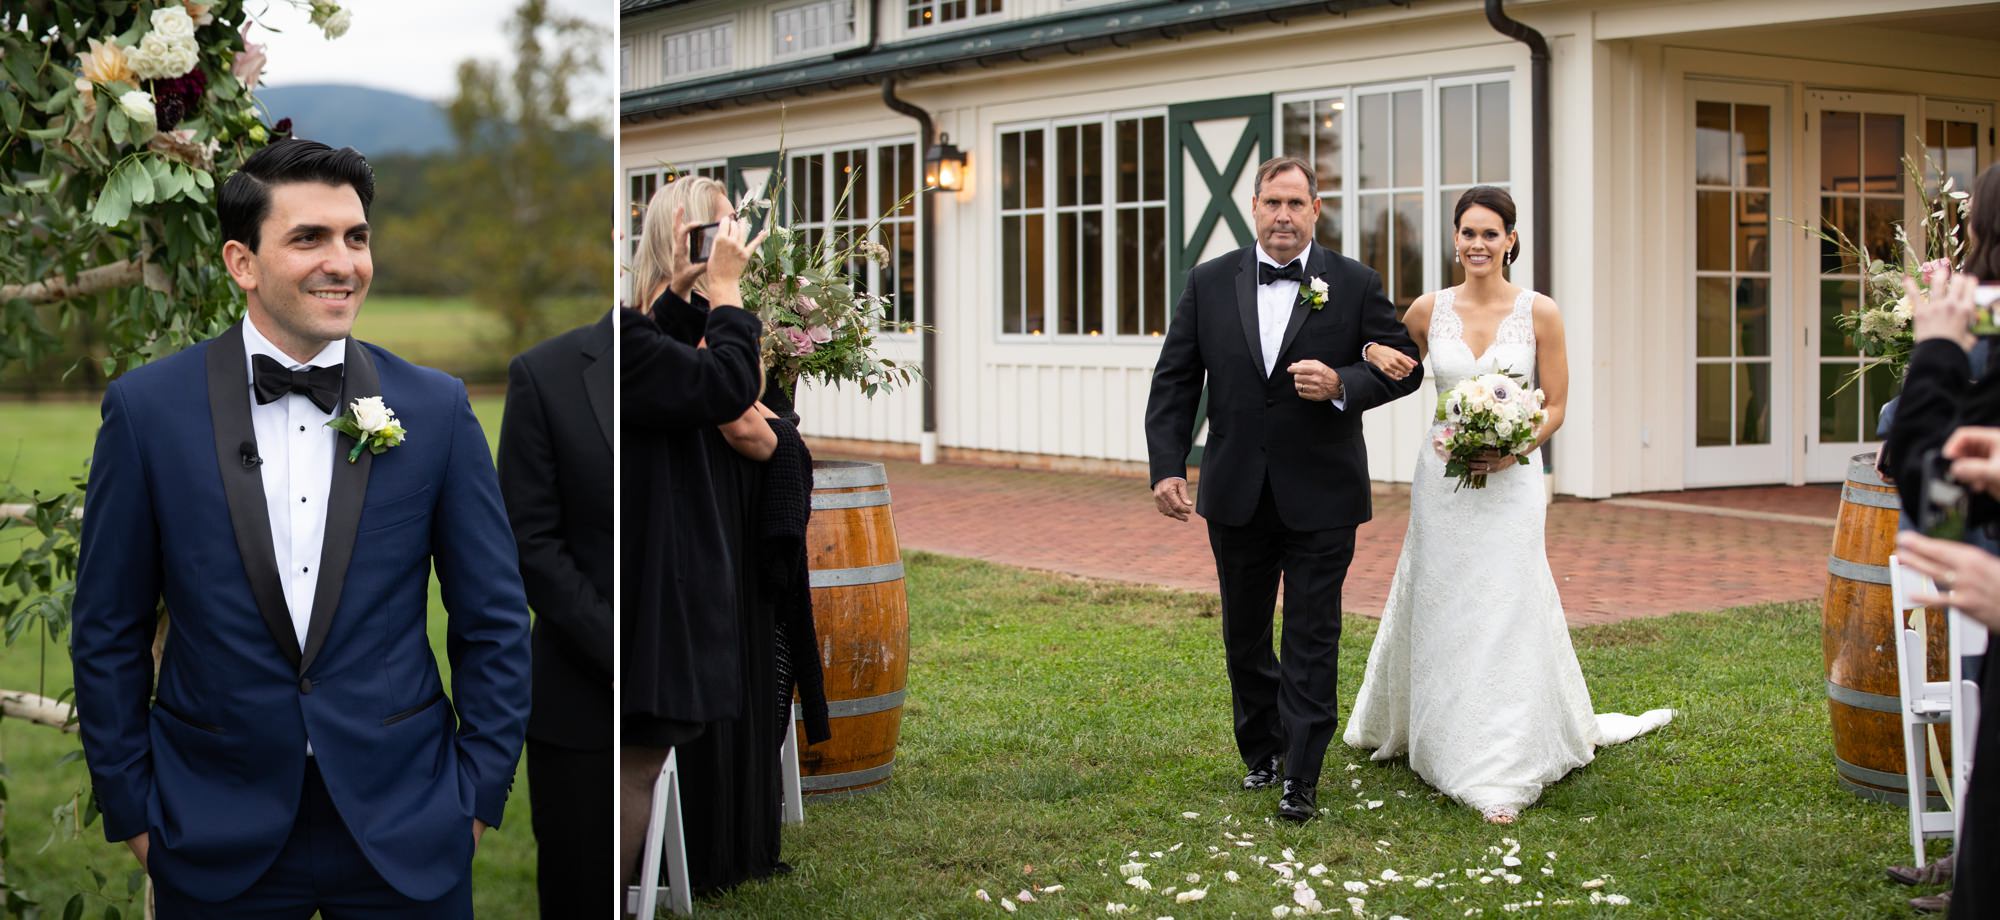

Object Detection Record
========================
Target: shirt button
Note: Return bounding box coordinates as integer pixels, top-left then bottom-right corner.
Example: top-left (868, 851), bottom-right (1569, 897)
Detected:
top-left (299, 425), bottom-right (306, 432)
top-left (303, 566), bottom-right (310, 573)
top-left (299, 678), bottom-right (314, 694)
top-left (300, 496), bottom-right (307, 503)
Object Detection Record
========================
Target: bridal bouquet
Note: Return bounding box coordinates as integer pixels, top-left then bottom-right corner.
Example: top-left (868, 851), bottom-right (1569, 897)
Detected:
top-left (1433, 372), bottom-right (1547, 490)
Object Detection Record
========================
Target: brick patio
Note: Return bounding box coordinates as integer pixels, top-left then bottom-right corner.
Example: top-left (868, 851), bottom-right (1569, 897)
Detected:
top-left (830, 455), bottom-right (1838, 626)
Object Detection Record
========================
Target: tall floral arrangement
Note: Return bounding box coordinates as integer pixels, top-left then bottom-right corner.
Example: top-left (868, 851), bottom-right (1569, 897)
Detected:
top-left (1803, 152), bottom-right (1972, 387)
top-left (735, 164), bottom-right (924, 399)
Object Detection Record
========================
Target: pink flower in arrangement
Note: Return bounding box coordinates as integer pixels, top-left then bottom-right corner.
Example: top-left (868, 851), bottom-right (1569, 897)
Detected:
top-left (807, 325), bottom-right (833, 344)
top-left (233, 27), bottom-right (268, 89)
top-left (1919, 258), bottom-right (1953, 280)
top-left (782, 326), bottom-right (817, 356)
top-left (1432, 426), bottom-right (1455, 460)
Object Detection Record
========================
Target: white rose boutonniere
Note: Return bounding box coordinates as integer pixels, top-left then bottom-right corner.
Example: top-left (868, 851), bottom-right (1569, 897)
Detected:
top-left (327, 395), bottom-right (407, 463)
top-left (1302, 277), bottom-right (1329, 311)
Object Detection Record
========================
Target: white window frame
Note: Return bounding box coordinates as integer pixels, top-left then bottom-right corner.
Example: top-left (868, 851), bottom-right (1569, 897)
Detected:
top-left (905, 0), bottom-right (1005, 34)
top-left (994, 107), bottom-right (1171, 343)
top-left (662, 18), bottom-right (735, 82)
top-left (781, 138), bottom-right (926, 331)
top-left (619, 39), bottom-right (632, 90)
top-left (623, 160), bottom-right (726, 305)
top-left (772, 0), bottom-right (862, 59)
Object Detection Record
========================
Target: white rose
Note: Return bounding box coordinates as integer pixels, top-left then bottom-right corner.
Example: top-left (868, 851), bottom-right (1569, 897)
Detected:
top-left (350, 396), bottom-right (394, 434)
top-left (149, 6), bottom-right (197, 41)
top-left (117, 90), bottom-right (157, 128)
top-left (127, 32), bottom-right (198, 79)
top-left (322, 8), bottom-right (353, 39)
top-left (1496, 419), bottom-right (1516, 439)
top-left (1310, 277), bottom-right (1329, 298)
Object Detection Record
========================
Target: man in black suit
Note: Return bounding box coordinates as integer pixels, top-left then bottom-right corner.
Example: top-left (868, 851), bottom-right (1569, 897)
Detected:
top-left (1145, 156), bottom-right (1424, 823)
top-left (497, 312), bottom-right (614, 915)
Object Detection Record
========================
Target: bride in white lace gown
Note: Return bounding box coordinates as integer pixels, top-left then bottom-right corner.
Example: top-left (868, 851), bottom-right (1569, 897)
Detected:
top-left (1341, 187), bottom-right (1672, 823)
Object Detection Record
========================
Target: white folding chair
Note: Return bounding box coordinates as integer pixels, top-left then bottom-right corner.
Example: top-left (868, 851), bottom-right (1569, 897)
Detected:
top-left (1890, 555), bottom-right (1957, 866)
top-left (782, 706), bottom-right (804, 826)
top-left (1951, 609), bottom-right (1986, 817)
top-left (627, 748), bottom-right (692, 918)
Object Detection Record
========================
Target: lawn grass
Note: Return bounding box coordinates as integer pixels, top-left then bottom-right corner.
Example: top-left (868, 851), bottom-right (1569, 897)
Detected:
top-left (0, 398), bottom-right (540, 919)
top-left (697, 553), bottom-right (1927, 919)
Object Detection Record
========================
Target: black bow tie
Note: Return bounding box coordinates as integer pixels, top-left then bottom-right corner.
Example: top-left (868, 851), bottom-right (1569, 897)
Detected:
top-left (1259, 261), bottom-right (1306, 285)
top-left (252, 354), bottom-right (344, 414)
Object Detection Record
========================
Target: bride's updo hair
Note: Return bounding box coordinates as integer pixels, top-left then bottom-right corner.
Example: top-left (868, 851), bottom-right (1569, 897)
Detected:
top-left (1453, 185), bottom-right (1520, 266)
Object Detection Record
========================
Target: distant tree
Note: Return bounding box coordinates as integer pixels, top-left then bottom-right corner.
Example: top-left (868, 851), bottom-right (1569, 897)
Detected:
top-left (417, 0), bottom-right (610, 353)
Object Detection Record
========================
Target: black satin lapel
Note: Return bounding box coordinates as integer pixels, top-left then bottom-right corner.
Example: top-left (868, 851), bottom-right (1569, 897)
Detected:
top-left (206, 323), bottom-right (302, 671)
top-left (1275, 248), bottom-right (1326, 366)
top-left (299, 341), bottom-right (377, 675)
top-left (582, 313), bottom-right (613, 447)
top-left (1236, 250), bottom-right (1264, 380)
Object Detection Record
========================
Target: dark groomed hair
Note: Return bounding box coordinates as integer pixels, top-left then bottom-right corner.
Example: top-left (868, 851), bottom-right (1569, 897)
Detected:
top-left (1253, 156), bottom-right (1318, 198)
top-left (1965, 164), bottom-right (2000, 284)
top-left (1453, 185), bottom-right (1520, 266)
top-left (218, 139), bottom-right (375, 252)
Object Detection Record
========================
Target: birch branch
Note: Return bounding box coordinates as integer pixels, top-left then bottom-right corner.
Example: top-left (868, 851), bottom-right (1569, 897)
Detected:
top-left (0, 260), bottom-right (171, 304)
top-left (0, 690), bottom-right (76, 732)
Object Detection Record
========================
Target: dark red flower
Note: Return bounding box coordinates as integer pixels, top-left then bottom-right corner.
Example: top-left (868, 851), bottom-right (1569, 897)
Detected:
top-left (150, 67), bottom-right (208, 133)
top-left (273, 117), bottom-right (293, 138)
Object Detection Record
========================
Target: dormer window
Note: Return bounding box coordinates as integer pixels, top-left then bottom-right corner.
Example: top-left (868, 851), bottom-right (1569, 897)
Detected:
top-left (907, 0), bottom-right (1002, 29)
top-left (774, 1), bottom-right (857, 58)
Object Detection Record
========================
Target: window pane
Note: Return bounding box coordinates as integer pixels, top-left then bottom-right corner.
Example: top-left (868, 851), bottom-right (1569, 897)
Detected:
top-left (1394, 193), bottom-right (1423, 309)
top-left (1082, 123), bottom-right (1103, 207)
top-left (1025, 129), bottom-right (1045, 208)
top-left (1003, 215), bottom-right (1023, 333)
top-left (1695, 101), bottom-right (1730, 186)
top-left (1862, 197), bottom-right (1899, 267)
top-left (1358, 94), bottom-right (1388, 190)
top-left (1737, 104), bottom-right (1770, 188)
top-left (1738, 278), bottom-right (1771, 357)
top-left (1359, 195), bottom-right (1390, 286)
top-left (1863, 113), bottom-right (1905, 194)
top-left (1002, 132), bottom-right (1022, 210)
top-left (1144, 206), bottom-right (1166, 334)
top-left (1117, 118), bottom-right (1140, 203)
top-left (1316, 198), bottom-right (1342, 254)
top-left (1696, 191), bottom-right (1730, 271)
top-left (1821, 111), bottom-right (1858, 192)
top-left (897, 144), bottom-right (917, 216)
top-left (1118, 208), bottom-right (1139, 335)
top-left (1696, 277), bottom-right (1730, 357)
top-left (1696, 363), bottom-right (1731, 446)
top-left (1738, 363), bottom-right (1772, 445)
top-left (1821, 196), bottom-right (1857, 273)
top-left (1393, 90), bottom-right (1422, 188)
top-left (1440, 84), bottom-right (1474, 186)
top-left (1057, 125), bottom-right (1078, 208)
top-left (1864, 361), bottom-right (1899, 441)
top-left (897, 223), bottom-right (917, 324)
top-left (1025, 213), bottom-right (1046, 334)
top-left (834, 148), bottom-right (863, 221)
top-left (1083, 211), bottom-right (1104, 334)
top-left (1737, 191), bottom-right (1769, 272)
top-left (1315, 100), bottom-right (1343, 192)
top-left (1820, 364), bottom-right (1860, 442)
top-left (1143, 117), bottom-right (1164, 201)
top-left (1477, 82), bottom-right (1509, 183)
top-left (1283, 101), bottom-right (1311, 162)
top-left (1058, 212), bottom-right (1080, 334)
top-left (1821, 280), bottom-right (1859, 357)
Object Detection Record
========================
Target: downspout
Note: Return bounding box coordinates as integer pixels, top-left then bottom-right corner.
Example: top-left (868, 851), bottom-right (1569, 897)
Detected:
top-left (1485, 0), bottom-right (1555, 483)
top-left (882, 76), bottom-right (941, 464)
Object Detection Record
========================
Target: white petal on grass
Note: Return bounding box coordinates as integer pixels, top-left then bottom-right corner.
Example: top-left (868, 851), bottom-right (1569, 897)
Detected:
top-left (1541, 867), bottom-right (1554, 876)
top-left (1225, 871), bottom-right (1242, 883)
top-left (1502, 856), bottom-right (1522, 868)
top-left (1169, 843), bottom-right (1184, 853)
top-left (1343, 881), bottom-right (1369, 893)
top-left (1151, 852), bottom-right (1165, 859)
top-left (1185, 873), bottom-right (1201, 884)
top-left (1271, 908), bottom-right (1293, 919)
top-left (1604, 895), bottom-right (1631, 906)
top-left (1105, 904), bottom-right (1130, 915)
top-left (1580, 878), bottom-right (1607, 890)
top-left (1001, 898), bottom-right (1017, 913)
top-left (1367, 800), bottom-right (1384, 809)
top-left (1177, 889), bottom-right (1208, 903)
top-left (1308, 864), bottom-right (1328, 877)
top-left (1235, 841), bottom-right (1256, 847)
top-left (1380, 869), bottom-right (1401, 882)
top-left (1504, 873), bottom-right (1523, 885)
top-left (1346, 896), bottom-right (1367, 917)
top-left (1127, 876), bottom-right (1154, 891)
top-left (975, 889), bottom-right (991, 902)
top-left (1017, 889), bottom-right (1036, 902)
top-left (1040, 885), bottom-right (1065, 892)
top-left (1121, 862), bottom-right (1149, 878)
top-left (1413, 878), bottom-right (1435, 889)
top-left (1183, 812), bottom-right (1201, 819)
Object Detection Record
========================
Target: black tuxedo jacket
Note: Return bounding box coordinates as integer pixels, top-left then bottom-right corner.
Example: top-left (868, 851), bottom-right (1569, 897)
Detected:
top-left (498, 313), bottom-right (613, 751)
top-left (1146, 244), bottom-right (1423, 531)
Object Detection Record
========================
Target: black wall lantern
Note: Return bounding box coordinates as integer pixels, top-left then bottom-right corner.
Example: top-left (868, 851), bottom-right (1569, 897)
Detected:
top-left (924, 133), bottom-right (966, 191)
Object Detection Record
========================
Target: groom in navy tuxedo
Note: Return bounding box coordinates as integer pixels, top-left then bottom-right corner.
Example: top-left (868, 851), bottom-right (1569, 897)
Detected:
top-left (71, 140), bottom-right (531, 916)
top-left (1145, 156), bottom-right (1422, 823)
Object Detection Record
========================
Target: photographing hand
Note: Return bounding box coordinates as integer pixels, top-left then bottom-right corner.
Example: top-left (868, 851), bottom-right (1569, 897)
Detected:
top-left (1908, 265), bottom-right (1978, 350)
top-left (1897, 531), bottom-right (2000, 632)
top-left (1286, 360), bottom-right (1343, 402)
top-left (1153, 477), bottom-right (1193, 522)
top-left (1364, 344), bottom-right (1417, 381)
top-left (667, 206), bottom-right (709, 298)
top-left (1946, 426), bottom-right (2000, 497)
top-left (704, 216), bottom-right (769, 288)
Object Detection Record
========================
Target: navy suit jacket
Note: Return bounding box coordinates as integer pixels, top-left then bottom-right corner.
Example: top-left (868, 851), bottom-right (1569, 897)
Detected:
top-left (70, 322), bottom-right (532, 902)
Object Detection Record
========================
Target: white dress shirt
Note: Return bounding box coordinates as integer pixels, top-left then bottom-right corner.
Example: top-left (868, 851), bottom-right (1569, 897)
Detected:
top-left (241, 318), bottom-right (344, 652)
top-left (1255, 242), bottom-right (1345, 410)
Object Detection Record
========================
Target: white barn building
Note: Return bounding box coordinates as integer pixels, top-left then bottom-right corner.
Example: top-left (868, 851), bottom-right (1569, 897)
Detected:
top-left (620, 0), bottom-right (2000, 497)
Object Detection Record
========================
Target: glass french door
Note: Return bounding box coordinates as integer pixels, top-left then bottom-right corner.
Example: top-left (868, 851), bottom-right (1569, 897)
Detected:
top-left (1687, 81), bottom-right (1790, 486)
top-left (1804, 90), bottom-right (1923, 482)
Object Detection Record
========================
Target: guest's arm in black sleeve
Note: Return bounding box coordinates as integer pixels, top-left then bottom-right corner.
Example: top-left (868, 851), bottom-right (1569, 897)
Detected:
top-left (620, 305), bottom-right (761, 432)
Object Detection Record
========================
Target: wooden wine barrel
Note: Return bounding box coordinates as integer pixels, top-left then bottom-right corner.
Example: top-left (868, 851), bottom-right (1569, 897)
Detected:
top-left (1823, 452), bottom-right (1950, 807)
top-left (796, 460), bottom-right (909, 797)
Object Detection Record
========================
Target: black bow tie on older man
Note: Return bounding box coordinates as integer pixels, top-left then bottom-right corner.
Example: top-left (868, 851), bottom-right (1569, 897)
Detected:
top-left (1259, 261), bottom-right (1306, 285)
top-left (252, 354), bottom-right (344, 414)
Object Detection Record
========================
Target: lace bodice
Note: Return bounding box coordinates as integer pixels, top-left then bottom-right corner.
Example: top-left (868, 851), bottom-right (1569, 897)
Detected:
top-left (1428, 286), bottom-right (1538, 395)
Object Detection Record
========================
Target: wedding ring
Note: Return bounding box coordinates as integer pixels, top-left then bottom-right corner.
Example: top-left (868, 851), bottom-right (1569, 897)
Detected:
top-left (1943, 571), bottom-right (1958, 591)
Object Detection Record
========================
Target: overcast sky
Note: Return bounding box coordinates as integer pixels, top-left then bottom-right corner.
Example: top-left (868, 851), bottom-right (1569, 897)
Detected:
top-left (255, 0), bottom-right (615, 114)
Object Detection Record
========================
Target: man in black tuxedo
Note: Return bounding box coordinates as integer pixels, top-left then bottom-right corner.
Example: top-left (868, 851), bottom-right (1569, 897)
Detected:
top-left (1145, 156), bottom-right (1423, 823)
top-left (497, 311), bottom-right (613, 916)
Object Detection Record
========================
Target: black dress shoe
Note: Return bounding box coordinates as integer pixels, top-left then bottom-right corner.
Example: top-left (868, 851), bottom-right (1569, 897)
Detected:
top-left (1277, 779), bottom-right (1317, 823)
top-left (1242, 755), bottom-right (1282, 790)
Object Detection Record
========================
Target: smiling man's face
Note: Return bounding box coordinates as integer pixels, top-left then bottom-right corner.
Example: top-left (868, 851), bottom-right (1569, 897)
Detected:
top-left (226, 181), bottom-right (372, 362)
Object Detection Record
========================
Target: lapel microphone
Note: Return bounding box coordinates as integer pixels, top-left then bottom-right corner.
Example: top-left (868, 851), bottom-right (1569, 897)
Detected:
top-left (240, 440), bottom-right (263, 469)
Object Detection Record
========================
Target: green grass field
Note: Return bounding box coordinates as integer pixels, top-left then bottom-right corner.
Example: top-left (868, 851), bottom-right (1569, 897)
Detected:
top-left (0, 397), bottom-right (539, 918)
